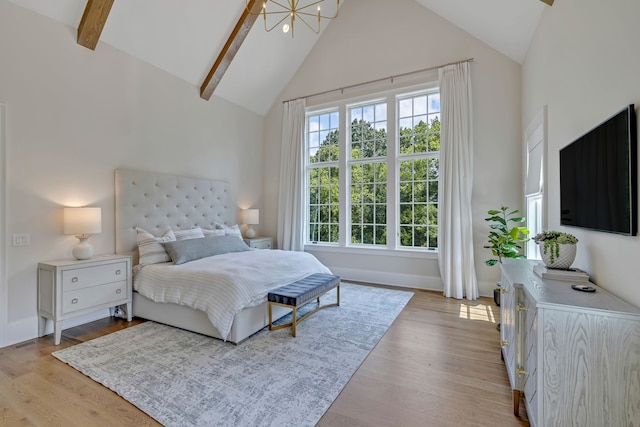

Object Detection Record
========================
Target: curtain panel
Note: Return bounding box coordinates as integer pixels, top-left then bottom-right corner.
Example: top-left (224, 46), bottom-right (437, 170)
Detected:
top-left (437, 62), bottom-right (479, 300)
top-left (277, 99), bottom-right (306, 251)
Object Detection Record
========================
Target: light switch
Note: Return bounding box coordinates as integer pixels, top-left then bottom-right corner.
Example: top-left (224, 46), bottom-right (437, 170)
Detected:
top-left (12, 234), bottom-right (30, 246)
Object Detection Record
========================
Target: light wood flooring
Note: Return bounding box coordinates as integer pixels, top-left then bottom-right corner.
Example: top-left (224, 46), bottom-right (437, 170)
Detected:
top-left (0, 287), bottom-right (529, 426)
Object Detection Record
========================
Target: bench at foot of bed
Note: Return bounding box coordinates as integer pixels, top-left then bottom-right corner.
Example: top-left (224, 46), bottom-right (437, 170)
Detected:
top-left (267, 273), bottom-right (340, 337)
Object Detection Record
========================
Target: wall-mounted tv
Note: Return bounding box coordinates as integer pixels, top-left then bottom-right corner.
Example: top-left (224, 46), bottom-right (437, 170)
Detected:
top-left (560, 104), bottom-right (637, 235)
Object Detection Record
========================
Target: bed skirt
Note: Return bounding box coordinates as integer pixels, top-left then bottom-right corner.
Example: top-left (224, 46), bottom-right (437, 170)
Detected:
top-left (132, 292), bottom-right (290, 344)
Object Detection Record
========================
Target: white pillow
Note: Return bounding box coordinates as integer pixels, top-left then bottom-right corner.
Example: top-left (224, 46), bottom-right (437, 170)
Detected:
top-left (202, 227), bottom-right (225, 237)
top-left (214, 222), bottom-right (243, 240)
top-left (174, 226), bottom-right (205, 241)
top-left (136, 227), bottom-right (176, 267)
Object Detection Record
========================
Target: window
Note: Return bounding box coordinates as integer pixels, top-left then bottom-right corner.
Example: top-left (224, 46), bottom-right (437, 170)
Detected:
top-left (398, 93), bottom-right (440, 248)
top-left (304, 86), bottom-right (440, 252)
top-left (349, 101), bottom-right (388, 245)
top-left (526, 194), bottom-right (543, 259)
top-left (307, 111), bottom-right (340, 243)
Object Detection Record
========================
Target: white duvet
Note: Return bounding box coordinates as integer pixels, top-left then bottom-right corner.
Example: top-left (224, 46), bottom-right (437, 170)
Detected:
top-left (133, 249), bottom-right (332, 340)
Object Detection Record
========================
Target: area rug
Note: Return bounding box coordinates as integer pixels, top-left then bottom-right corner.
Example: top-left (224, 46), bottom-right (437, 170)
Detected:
top-left (52, 283), bottom-right (413, 427)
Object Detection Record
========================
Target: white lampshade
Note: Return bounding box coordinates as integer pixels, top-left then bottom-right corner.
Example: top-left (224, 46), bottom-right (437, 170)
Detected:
top-left (242, 209), bottom-right (259, 238)
top-left (64, 207), bottom-right (102, 235)
top-left (63, 207), bottom-right (102, 260)
top-left (242, 209), bottom-right (259, 225)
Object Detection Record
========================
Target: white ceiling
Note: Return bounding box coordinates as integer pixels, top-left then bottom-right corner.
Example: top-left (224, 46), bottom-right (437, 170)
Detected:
top-left (7, 0), bottom-right (547, 116)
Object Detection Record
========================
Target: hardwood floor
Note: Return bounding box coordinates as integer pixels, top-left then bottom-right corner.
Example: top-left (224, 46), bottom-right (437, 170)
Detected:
top-left (0, 288), bottom-right (529, 427)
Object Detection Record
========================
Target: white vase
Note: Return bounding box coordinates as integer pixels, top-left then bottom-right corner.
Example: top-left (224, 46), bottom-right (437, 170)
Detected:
top-left (539, 242), bottom-right (577, 269)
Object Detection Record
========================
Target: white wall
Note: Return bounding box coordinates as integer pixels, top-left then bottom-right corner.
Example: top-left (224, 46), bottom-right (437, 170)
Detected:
top-left (0, 0), bottom-right (265, 346)
top-left (522, 0), bottom-right (640, 308)
top-left (264, 0), bottom-right (523, 296)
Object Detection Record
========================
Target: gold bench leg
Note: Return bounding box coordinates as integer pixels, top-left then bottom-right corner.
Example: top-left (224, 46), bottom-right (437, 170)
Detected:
top-left (268, 284), bottom-right (340, 337)
top-left (292, 307), bottom-right (297, 337)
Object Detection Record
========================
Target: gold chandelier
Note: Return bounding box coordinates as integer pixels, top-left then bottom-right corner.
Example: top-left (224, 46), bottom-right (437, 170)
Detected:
top-left (246, 0), bottom-right (340, 37)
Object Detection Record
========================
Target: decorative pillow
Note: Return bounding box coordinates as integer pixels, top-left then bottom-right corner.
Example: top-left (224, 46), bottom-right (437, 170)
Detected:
top-left (136, 227), bottom-right (176, 267)
top-left (163, 235), bottom-right (251, 265)
top-left (202, 227), bottom-right (225, 237)
top-left (174, 226), bottom-right (205, 241)
top-left (215, 222), bottom-right (243, 240)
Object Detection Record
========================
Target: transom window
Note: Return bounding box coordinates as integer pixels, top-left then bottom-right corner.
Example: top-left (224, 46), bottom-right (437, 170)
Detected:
top-left (304, 86), bottom-right (440, 251)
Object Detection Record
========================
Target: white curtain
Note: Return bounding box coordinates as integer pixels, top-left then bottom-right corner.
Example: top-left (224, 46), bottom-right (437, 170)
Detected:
top-left (277, 99), bottom-right (306, 251)
top-left (437, 62), bottom-right (479, 300)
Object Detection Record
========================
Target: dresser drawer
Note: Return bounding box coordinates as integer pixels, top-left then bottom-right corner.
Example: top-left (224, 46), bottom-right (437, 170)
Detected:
top-left (252, 240), bottom-right (272, 249)
top-left (244, 237), bottom-right (273, 249)
top-left (62, 261), bottom-right (128, 291)
top-left (63, 281), bottom-right (128, 314)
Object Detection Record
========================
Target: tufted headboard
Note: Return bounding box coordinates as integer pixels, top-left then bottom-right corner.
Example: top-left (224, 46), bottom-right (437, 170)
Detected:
top-left (115, 169), bottom-right (234, 259)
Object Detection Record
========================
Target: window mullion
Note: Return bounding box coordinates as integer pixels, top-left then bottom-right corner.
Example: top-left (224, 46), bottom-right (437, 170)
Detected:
top-left (338, 104), bottom-right (348, 248)
top-left (386, 94), bottom-right (397, 250)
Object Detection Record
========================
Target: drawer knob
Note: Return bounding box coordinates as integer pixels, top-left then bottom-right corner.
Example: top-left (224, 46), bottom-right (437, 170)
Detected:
top-left (71, 298), bottom-right (78, 304)
top-left (116, 289), bottom-right (122, 294)
top-left (500, 340), bottom-right (509, 347)
top-left (115, 269), bottom-right (121, 275)
top-left (517, 368), bottom-right (528, 376)
top-left (71, 277), bottom-right (78, 283)
top-left (517, 304), bottom-right (527, 312)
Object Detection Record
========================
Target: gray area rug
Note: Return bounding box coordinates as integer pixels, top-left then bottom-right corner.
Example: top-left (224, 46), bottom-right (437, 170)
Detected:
top-left (52, 283), bottom-right (413, 427)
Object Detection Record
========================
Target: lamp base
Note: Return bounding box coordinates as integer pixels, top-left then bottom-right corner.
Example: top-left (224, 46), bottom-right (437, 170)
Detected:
top-left (245, 226), bottom-right (256, 239)
top-left (72, 235), bottom-right (94, 260)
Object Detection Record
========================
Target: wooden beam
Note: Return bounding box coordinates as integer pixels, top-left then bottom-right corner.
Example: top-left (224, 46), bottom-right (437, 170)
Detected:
top-left (200, 0), bottom-right (262, 100)
top-left (77, 0), bottom-right (115, 51)
top-left (540, 0), bottom-right (554, 5)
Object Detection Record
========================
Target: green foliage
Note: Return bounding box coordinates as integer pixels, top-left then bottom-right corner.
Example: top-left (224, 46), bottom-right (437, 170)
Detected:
top-left (532, 231), bottom-right (578, 265)
top-left (308, 112), bottom-right (440, 247)
top-left (484, 206), bottom-right (530, 266)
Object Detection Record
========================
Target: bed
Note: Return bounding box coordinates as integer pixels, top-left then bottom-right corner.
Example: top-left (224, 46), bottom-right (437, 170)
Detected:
top-left (114, 168), bottom-right (331, 343)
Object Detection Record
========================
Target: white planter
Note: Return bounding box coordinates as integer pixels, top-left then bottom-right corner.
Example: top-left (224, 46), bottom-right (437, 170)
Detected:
top-left (539, 242), bottom-right (577, 269)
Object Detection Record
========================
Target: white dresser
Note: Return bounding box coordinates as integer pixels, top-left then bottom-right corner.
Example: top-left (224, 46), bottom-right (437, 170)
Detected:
top-left (500, 260), bottom-right (640, 427)
top-left (38, 254), bottom-right (132, 345)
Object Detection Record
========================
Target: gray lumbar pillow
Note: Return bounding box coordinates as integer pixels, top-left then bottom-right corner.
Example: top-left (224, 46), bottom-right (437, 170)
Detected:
top-left (163, 235), bottom-right (251, 265)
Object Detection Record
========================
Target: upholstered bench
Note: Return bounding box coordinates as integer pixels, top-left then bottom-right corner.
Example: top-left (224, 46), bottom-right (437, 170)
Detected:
top-left (268, 273), bottom-right (340, 337)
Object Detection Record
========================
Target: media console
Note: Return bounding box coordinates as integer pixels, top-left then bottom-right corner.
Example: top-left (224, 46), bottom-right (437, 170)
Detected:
top-left (500, 260), bottom-right (640, 426)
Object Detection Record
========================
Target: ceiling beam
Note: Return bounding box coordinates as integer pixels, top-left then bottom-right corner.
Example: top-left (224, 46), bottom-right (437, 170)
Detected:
top-left (77, 0), bottom-right (115, 50)
top-left (540, 0), bottom-right (554, 5)
top-left (200, 0), bottom-right (262, 100)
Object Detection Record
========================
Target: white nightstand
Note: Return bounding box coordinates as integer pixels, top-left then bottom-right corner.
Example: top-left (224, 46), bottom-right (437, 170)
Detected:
top-left (37, 254), bottom-right (132, 345)
top-left (243, 237), bottom-right (273, 249)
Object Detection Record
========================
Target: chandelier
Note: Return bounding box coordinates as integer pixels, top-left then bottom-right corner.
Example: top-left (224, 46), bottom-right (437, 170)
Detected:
top-left (246, 0), bottom-right (340, 37)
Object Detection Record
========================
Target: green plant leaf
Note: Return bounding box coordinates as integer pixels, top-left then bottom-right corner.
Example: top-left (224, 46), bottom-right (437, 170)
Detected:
top-left (484, 206), bottom-right (530, 266)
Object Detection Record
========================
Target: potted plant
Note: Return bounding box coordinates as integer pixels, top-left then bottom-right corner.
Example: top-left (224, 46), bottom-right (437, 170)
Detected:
top-left (484, 206), bottom-right (530, 267)
top-left (484, 206), bottom-right (529, 329)
top-left (532, 230), bottom-right (578, 269)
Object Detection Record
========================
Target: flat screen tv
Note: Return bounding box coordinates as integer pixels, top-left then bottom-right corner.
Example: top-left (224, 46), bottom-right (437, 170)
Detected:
top-left (560, 104), bottom-right (637, 235)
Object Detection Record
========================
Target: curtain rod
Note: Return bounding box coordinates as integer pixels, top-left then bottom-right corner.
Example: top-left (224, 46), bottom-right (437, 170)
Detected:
top-left (283, 57), bottom-right (474, 104)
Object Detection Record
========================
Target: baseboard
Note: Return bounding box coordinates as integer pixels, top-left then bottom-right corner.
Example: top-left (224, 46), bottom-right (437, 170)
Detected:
top-left (330, 267), bottom-right (442, 291)
top-left (331, 266), bottom-right (496, 298)
top-left (3, 309), bottom-right (111, 348)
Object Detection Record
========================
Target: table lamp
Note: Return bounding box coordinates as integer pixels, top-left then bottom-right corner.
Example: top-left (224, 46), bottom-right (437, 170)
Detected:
top-left (64, 207), bottom-right (102, 260)
top-left (242, 209), bottom-right (259, 238)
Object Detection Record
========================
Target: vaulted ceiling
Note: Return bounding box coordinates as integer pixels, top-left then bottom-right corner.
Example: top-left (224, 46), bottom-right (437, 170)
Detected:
top-left (7, 0), bottom-right (550, 116)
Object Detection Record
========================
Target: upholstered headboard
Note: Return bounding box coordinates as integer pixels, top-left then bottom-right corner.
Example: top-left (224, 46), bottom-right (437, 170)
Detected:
top-left (115, 169), bottom-right (234, 257)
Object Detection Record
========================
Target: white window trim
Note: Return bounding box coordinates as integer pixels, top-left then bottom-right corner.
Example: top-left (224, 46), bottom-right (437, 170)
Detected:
top-left (524, 106), bottom-right (548, 259)
top-left (304, 82), bottom-right (440, 254)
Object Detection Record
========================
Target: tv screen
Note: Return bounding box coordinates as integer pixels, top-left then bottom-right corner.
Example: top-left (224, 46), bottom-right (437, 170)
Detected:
top-left (560, 104), bottom-right (637, 235)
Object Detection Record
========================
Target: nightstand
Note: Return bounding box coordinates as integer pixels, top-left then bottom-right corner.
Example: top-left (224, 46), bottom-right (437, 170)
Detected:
top-left (243, 237), bottom-right (273, 249)
top-left (37, 254), bottom-right (132, 345)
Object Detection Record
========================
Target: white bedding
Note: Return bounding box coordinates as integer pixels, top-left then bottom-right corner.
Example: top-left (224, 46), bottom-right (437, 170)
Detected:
top-left (133, 249), bottom-right (332, 340)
